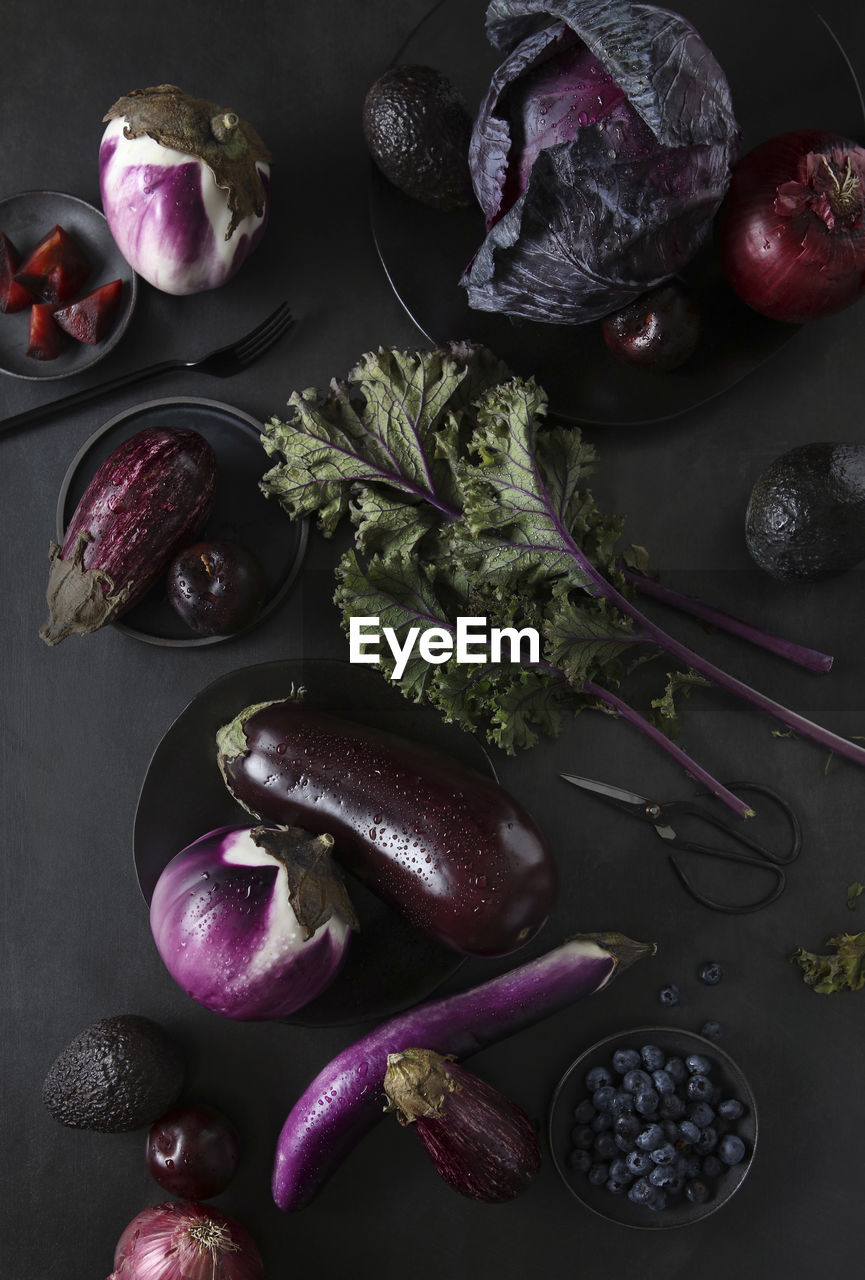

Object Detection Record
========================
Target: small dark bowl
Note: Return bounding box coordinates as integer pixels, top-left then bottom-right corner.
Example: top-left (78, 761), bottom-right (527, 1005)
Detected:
top-left (549, 1026), bottom-right (757, 1229)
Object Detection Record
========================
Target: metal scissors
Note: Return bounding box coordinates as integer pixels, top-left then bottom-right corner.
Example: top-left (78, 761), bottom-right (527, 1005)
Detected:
top-left (560, 774), bottom-right (802, 914)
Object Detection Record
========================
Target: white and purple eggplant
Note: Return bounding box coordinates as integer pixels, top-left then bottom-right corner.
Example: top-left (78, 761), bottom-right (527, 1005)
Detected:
top-left (150, 825), bottom-right (358, 1021)
top-left (271, 932), bottom-right (655, 1211)
top-left (383, 1049), bottom-right (542, 1203)
top-left (99, 85), bottom-right (271, 295)
top-left (40, 426), bottom-right (217, 645)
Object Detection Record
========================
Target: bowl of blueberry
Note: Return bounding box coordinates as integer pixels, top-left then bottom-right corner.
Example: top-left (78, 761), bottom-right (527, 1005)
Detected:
top-left (548, 1027), bottom-right (757, 1228)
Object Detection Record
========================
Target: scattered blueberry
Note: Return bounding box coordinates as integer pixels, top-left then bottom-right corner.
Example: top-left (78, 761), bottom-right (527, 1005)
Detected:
top-left (626, 1149), bottom-right (653, 1176)
top-left (650, 1166), bottom-right (683, 1193)
top-left (685, 1053), bottom-right (712, 1075)
top-left (609, 1157), bottom-right (633, 1184)
top-left (627, 1177), bottom-right (654, 1205)
top-left (635, 1123), bottom-right (665, 1152)
top-left (688, 1102), bottom-right (715, 1129)
top-left (609, 1090), bottom-right (636, 1117)
top-left (652, 1069), bottom-right (676, 1096)
top-left (607, 1176), bottom-right (631, 1195)
top-left (586, 1065), bottom-right (613, 1092)
top-left (698, 961), bottom-right (724, 986)
top-left (717, 1099), bottom-right (745, 1121)
top-left (612, 1048), bottom-right (642, 1074)
top-left (641, 1045), bottom-right (666, 1073)
top-left (678, 1119), bottom-right (701, 1145)
top-left (659, 984), bottom-right (681, 1007)
top-left (623, 1068), bottom-right (653, 1094)
top-left (614, 1114), bottom-right (642, 1144)
top-left (700, 1020), bottom-right (723, 1043)
top-left (687, 1074), bottom-right (714, 1102)
top-left (635, 1089), bottom-right (660, 1117)
top-left (718, 1134), bottom-right (746, 1166)
top-left (650, 1143), bottom-right (677, 1167)
top-left (694, 1126), bottom-right (718, 1156)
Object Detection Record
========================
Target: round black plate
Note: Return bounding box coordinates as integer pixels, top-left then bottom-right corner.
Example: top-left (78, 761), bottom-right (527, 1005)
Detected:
top-left (0, 190), bottom-right (137, 380)
top-left (56, 397), bottom-right (308, 646)
top-left (370, 0), bottom-right (865, 425)
top-left (549, 1026), bottom-right (758, 1228)
top-left (134, 659), bottom-right (497, 1026)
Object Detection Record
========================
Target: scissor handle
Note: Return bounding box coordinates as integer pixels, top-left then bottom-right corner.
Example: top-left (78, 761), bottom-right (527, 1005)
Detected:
top-left (667, 852), bottom-right (786, 914)
top-left (662, 780), bottom-right (801, 867)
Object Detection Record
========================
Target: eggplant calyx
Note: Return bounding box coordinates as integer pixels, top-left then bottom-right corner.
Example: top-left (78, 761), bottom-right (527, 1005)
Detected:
top-left (39, 534), bottom-right (133, 646)
top-left (251, 825), bottom-right (359, 938)
top-left (383, 1049), bottom-right (458, 1126)
top-left (102, 84), bottom-right (272, 238)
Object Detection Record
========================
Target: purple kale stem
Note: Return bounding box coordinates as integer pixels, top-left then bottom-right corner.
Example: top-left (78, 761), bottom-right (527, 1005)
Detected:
top-left (582, 680), bottom-right (754, 820)
top-left (621, 567), bottom-right (834, 674)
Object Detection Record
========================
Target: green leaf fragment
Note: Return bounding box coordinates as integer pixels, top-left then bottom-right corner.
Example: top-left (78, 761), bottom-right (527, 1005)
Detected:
top-left (847, 882), bottom-right (864, 910)
top-left (791, 933), bottom-right (865, 994)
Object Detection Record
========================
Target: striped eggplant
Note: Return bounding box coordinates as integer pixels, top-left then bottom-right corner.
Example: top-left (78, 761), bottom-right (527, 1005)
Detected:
top-left (40, 427), bottom-right (217, 645)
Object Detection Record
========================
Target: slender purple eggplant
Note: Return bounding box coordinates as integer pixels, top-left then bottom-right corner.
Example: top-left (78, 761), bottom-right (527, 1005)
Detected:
top-left (40, 427), bottom-right (217, 645)
top-left (383, 1049), bottom-right (542, 1203)
top-left (217, 698), bottom-right (557, 958)
top-left (271, 932), bottom-right (654, 1211)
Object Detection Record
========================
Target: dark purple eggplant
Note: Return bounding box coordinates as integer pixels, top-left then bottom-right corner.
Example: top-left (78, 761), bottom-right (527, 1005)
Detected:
top-left (216, 698), bottom-right (557, 958)
top-left (40, 427), bottom-right (217, 646)
top-left (383, 1049), bottom-right (542, 1203)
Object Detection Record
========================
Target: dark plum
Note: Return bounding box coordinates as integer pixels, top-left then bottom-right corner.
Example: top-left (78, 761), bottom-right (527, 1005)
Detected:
top-left (146, 1102), bottom-right (240, 1198)
top-left (602, 281), bottom-right (701, 372)
top-left (166, 539), bottom-right (267, 636)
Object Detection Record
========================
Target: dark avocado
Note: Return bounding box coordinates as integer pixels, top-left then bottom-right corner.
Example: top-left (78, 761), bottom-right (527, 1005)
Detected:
top-left (745, 443), bottom-right (865, 581)
top-left (362, 65), bottom-right (475, 211)
top-left (42, 1014), bottom-right (184, 1132)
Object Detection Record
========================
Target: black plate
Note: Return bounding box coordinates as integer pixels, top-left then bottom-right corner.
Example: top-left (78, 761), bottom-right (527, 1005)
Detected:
top-left (56, 397), bottom-right (308, 646)
top-left (549, 1026), bottom-right (758, 1229)
top-left (134, 659), bottom-right (498, 1026)
top-left (370, 0), bottom-right (865, 425)
top-left (0, 190), bottom-right (137, 380)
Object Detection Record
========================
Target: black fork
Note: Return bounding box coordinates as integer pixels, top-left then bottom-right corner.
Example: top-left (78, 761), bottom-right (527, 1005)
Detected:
top-left (0, 302), bottom-right (295, 438)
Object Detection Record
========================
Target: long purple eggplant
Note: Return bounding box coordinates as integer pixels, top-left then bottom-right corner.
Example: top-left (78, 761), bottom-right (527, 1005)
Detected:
top-left (40, 427), bottom-right (217, 645)
top-left (217, 699), bottom-right (558, 957)
top-left (272, 932), bottom-right (655, 1211)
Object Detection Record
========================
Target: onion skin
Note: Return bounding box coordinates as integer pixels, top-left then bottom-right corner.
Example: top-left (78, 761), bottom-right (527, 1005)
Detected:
top-left (271, 932), bottom-right (654, 1211)
top-left (108, 1201), bottom-right (263, 1280)
top-left (384, 1050), bottom-right (542, 1203)
top-left (718, 130), bottom-right (865, 323)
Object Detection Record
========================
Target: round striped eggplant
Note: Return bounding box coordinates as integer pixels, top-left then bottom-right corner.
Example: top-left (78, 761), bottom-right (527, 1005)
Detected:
top-left (40, 427), bottom-right (217, 645)
top-left (216, 698), bottom-right (557, 958)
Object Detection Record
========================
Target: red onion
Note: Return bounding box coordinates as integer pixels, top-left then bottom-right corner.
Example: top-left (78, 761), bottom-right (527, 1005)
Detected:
top-left (108, 1202), bottom-right (263, 1280)
top-left (383, 1049), bottom-right (541, 1203)
top-left (718, 129), bottom-right (865, 322)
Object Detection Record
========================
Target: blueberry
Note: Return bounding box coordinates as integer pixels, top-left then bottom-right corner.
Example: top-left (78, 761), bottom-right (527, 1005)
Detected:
top-left (664, 1056), bottom-right (687, 1084)
top-left (635, 1089), bottom-right (660, 1117)
top-left (606, 1176), bottom-right (631, 1195)
top-left (658, 984), bottom-right (681, 1007)
top-left (652, 1069), bottom-right (676, 1096)
top-left (718, 1134), bottom-right (746, 1166)
top-left (646, 1188), bottom-right (668, 1212)
top-left (700, 1020), bottom-right (723, 1043)
top-left (626, 1149), bottom-right (653, 1176)
top-left (609, 1157), bottom-right (633, 1183)
top-left (591, 1112), bottom-right (613, 1133)
top-left (627, 1177), bottom-right (654, 1205)
top-left (593, 1132), bottom-right (618, 1161)
top-left (678, 1153), bottom-right (701, 1178)
top-left (650, 1165), bottom-right (683, 1193)
top-left (623, 1068), bottom-right (653, 1094)
top-left (698, 961), bottom-right (724, 986)
top-left (609, 1090), bottom-right (636, 1117)
top-left (641, 1045), bottom-right (666, 1072)
top-left (651, 1143), bottom-right (677, 1167)
top-left (685, 1179), bottom-right (712, 1205)
top-left (694, 1126), bottom-right (718, 1156)
top-left (635, 1124), bottom-right (665, 1152)
top-left (567, 1148), bottom-right (592, 1173)
top-left (573, 1098), bottom-right (596, 1124)
top-left (593, 1085), bottom-right (617, 1113)
top-left (687, 1074), bottom-right (714, 1102)
top-left (659, 1093), bottom-right (686, 1121)
top-left (586, 1065), bottom-right (613, 1092)
top-left (662, 1119), bottom-right (680, 1143)
top-left (688, 1102), bottom-right (715, 1129)
top-left (612, 1047), bottom-right (642, 1074)
top-left (588, 1161), bottom-right (610, 1186)
top-left (701, 1155), bottom-right (723, 1179)
top-left (717, 1098), bottom-right (745, 1121)
top-left (615, 1114), bottom-right (642, 1144)
top-left (685, 1053), bottom-right (712, 1075)
top-left (678, 1119), bottom-right (701, 1145)
top-left (571, 1125), bottom-right (595, 1149)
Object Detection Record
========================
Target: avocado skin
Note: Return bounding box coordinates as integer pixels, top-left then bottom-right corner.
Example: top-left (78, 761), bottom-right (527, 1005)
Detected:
top-left (745, 443), bottom-right (865, 581)
top-left (42, 1014), bottom-right (184, 1132)
top-left (363, 65), bottom-right (475, 211)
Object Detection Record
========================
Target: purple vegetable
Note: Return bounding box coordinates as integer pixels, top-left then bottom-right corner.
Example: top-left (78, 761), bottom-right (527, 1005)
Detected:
top-left (217, 699), bottom-right (557, 958)
top-left (461, 0), bottom-right (739, 323)
top-left (383, 1049), bottom-right (542, 1202)
top-left (99, 85), bottom-right (271, 295)
top-left (40, 427), bottom-right (217, 646)
top-left (150, 826), bottom-right (357, 1021)
top-left (271, 932), bottom-right (654, 1210)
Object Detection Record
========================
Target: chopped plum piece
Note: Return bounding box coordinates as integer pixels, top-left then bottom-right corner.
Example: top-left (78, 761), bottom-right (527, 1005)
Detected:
top-left (26, 302), bottom-right (67, 360)
top-left (54, 279), bottom-right (123, 344)
top-left (0, 232), bottom-right (36, 313)
top-left (15, 224), bottom-right (91, 304)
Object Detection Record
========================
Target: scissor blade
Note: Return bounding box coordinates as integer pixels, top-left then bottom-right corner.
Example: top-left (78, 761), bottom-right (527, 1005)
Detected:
top-left (560, 774), bottom-right (650, 808)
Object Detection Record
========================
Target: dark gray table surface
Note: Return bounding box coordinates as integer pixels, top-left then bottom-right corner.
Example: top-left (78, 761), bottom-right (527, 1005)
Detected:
top-left (2, 2), bottom-right (865, 1277)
